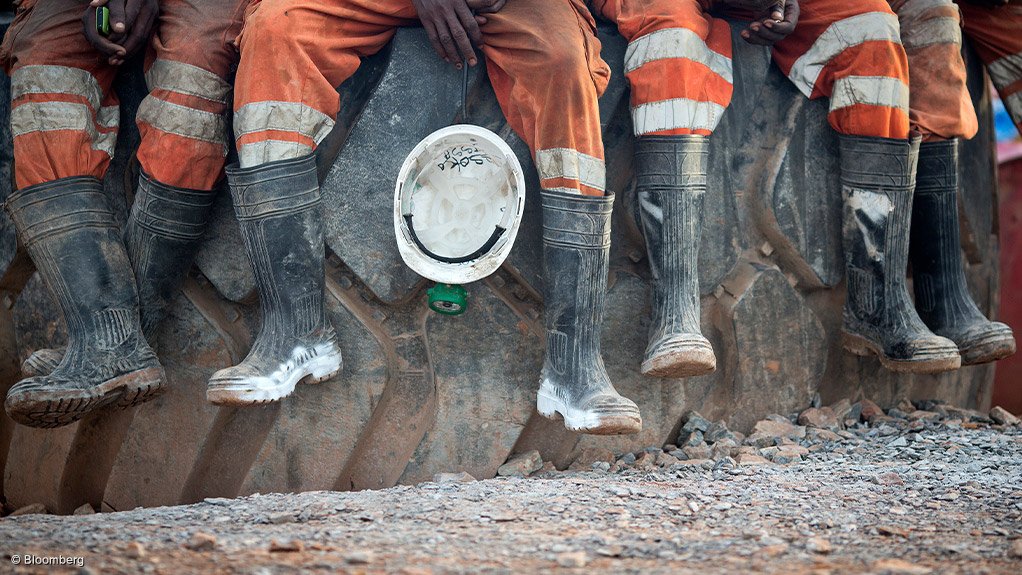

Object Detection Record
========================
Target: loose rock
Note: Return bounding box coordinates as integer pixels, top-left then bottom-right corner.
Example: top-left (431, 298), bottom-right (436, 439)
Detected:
top-left (497, 450), bottom-right (543, 477)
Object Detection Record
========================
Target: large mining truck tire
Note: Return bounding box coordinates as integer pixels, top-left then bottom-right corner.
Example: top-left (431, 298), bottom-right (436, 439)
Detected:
top-left (0, 20), bottom-right (1002, 513)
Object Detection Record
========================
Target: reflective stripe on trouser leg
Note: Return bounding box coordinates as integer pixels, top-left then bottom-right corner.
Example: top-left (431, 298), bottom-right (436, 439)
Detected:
top-left (890, 0), bottom-right (977, 140)
top-left (9, 65), bottom-right (118, 188)
top-left (479, 0), bottom-right (608, 195)
top-left (136, 59), bottom-right (233, 190)
top-left (772, 0), bottom-right (910, 138)
top-left (134, 0), bottom-right (247, 190)
top-left (595, 0), bottom-right (733, 136)
top-left (959, 2), bottom-right (1022, 135)
top-left (232, 0), bottom-right (415, 168)
top-left (535, 148), bottom-right (607, 197)
top-left (2, 0), bottom-right (121, 188)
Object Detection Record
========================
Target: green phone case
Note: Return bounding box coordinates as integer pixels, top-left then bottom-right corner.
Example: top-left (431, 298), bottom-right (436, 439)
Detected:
top-left (97, 7), bottom-right (111, 37)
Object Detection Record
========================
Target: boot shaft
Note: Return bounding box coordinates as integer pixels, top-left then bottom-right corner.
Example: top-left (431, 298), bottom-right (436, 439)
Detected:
top-left (840, 135), bottom-right (919, 323)
top-left (5, 177), bottom-right (140, 340)
top-left (125, 172), bottom-right (216, 337)
top-left (634, 135), bottom-right (708, 192)
top-left (226, 155), bottom-right (325, 338)
top-left (540, 189), bottom-right (613, 375)
top-left (910, 139), bottom-right (990, 329)
top-left (635, 136), bottom-right (707, 336)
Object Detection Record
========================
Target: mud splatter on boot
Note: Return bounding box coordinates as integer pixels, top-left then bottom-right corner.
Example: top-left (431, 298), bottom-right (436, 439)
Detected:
top-left (3, 177), bottom-right (165, 428)
top-left (21, 172), bottom-right (216, 377)
top-left (839, 135), bottom-right (961, 374)
top-left (207, 155), bottom-right (341, 405)
top-left (910, 139), bottom-right (1015, 365)
top-left (635, 136), bottom-right (716, 378)
top-left (536, 190), bottom-right (642, 435)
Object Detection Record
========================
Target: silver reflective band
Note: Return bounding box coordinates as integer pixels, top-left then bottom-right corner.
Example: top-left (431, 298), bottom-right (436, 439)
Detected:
top-left (988, 51), bottom-right (1022, 91)
top-left (11, 101), bottom-right (117, 157)
top-left (625, 27), bottom-right (733, 84)
top-left (145, 59), bottom-right (232, 104)
top-left (900, 16), bottom-right (961, 51)
top-left (238, 140), bottom-right (315, 168)
top-left (12, 65), bottom-right (105, 111)
top-left (234, 101), bottom-right (336, 144)
top-left (895, 0), bottom-right (957, 22)
top-left (788, 12), bottom-right (901, 98)
top-left (1004, 92), bottom-right (1022, 124)
top-left (631, 97), bottom-right (726, 136)
top-left (535, 148), bottom-right (606, 192)
top-left (829, 76), bottom-right (909, 113)
top-left (136, 97), bottom-right (228, 149)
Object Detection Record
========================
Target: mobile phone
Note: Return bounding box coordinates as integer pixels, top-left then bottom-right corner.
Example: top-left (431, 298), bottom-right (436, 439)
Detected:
top-left (97, 7), bottom-right (111, 37)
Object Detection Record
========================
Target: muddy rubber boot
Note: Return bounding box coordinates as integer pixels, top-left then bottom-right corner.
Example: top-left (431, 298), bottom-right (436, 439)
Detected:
top-left (839, 135), bottom-right (961, 373)
top-left (3, 177), bottom-right (165, 428)
top-left (535, 190), bottom-right (642, 435)
top-left (207, 155), bottom-right (342, 405)
top-left (635, 136), bottom-right (716, 378)
top-left (20, 172), bottom-right (216, 377)
top-left (910, 139), bottom-right (1016, 365)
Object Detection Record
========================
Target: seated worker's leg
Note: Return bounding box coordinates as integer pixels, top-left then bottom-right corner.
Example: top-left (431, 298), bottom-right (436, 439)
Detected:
top-left (896, 0), bottom-right (1016, 366)
top-left (129, 0), bottom-right (247, 337)
top-left (23, 0), bottom-right (250, 379)
top-left (480, 0), bottom-right (641, 435)
top-left (594, 0), bottom-right (731, 378)
top-left (773, 0), bottom-right (961, 373)
top-left (1, 0), bottom-right (163, 427)
top-left (208, 0), bottom-right (414, 406)
top-left (959, 0), bottom-right (1022, 135)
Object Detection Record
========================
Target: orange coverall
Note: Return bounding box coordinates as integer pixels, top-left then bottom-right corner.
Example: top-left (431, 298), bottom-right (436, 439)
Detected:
top-left (592, 0), bottom-right (910, 139)
top-left (959, 1), bottom-right (1022, 135)
top-left (1, 0), bottom-right (246, 190)
top-left (887, 0), bottom-right (1022, 141)
top-left (232, 0), bottom-right (611, 196)
top-left (890, 0), bottom-right (977, 142)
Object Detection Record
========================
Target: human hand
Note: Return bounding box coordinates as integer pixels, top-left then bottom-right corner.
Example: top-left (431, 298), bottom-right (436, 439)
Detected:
top-left (741, 0), bottom-right (799, 46)
top-left (82, 0), bottom-right (159, 65)
top-left (414, 0), bottom-right (486, 69)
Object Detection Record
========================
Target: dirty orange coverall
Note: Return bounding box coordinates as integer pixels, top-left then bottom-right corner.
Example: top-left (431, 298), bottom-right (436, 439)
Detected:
top-left (232, 0), bottom-right (611, 196)
top-left (1, 0), bottom-right (246, 191)
top-left (959, 1), bottom-right (1022, 136)
top-left (591, 0), bottom-right (910, 140)
top-left (887, 0), bottom-right (1022, 141)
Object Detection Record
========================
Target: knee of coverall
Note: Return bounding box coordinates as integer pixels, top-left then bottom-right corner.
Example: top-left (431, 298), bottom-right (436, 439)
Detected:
top-left (135, 6), bottom-right (240, 192)
top-left (892, 0), bottom-right (977, 141)
top-left (2, 1), bottom-right (120, 189)
top-left (232, 0), bottom-right (343, 167)
top-left (534, 19), bottom-right (611, 100)
top-left (804, 5), bottom-right (910, 140)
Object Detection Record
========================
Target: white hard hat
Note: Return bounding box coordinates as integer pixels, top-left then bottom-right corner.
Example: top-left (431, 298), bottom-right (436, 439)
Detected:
top-left (394, 124), bottom-right (526, 285)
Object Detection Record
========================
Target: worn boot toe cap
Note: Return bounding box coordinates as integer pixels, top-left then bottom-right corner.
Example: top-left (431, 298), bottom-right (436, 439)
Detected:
top-left (955, 321), bottom-right (1016, 366)
top-left (642, 334), bottom-right (716, 378)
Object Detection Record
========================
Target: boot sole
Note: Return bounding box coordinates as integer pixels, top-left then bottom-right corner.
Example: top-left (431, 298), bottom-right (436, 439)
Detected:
top-left (206, 350), bottom-right (342, 406)
top-left (5, 367), bottom-right (165, 429)
top-left (960, 333), bottom-right (1017, 366)
top-left (642, 339), bottom-right (716, 378)
top-left (842, 332), bottom-right (961, 374)
top-left (536, 390), bottom-right (642, 436)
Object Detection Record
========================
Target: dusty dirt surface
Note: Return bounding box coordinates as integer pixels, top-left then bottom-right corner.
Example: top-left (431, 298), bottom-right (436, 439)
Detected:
top-left (2, 401), bottom-right (1022, 575)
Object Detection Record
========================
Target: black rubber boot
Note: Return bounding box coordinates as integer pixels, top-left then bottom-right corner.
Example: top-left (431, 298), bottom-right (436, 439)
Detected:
top-left (635, 136), bottom-right (716, 378)
top-left (207, 155), bottom-right (341, 405)
top-left (839, 135), bottom-right (961, 373)
top-left (4, 177), bottom-right (165, 428)
top-left (910, 139), bottom-right (1016, 365)
top-left (21, 172), bottom-right (216, 377)
top-left (535, 190), bottom-right (642, 435)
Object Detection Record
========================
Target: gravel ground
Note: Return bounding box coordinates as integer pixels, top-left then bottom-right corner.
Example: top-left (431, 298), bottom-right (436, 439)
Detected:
top-left (2, 399), bottom-right (1022, 575)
